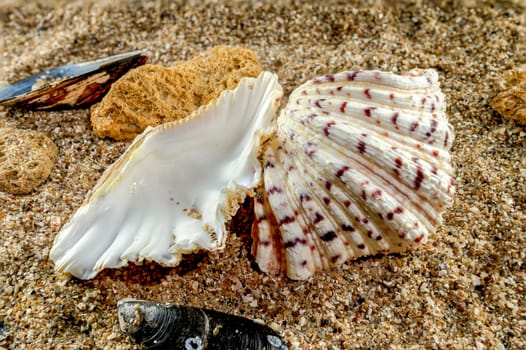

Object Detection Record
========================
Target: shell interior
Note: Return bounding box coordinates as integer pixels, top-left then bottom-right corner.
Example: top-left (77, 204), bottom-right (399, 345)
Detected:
top-left (50, 72), bottom-right (283, 279)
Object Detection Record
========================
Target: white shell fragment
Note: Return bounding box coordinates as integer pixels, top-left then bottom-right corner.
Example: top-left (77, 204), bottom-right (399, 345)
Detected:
top-left (50, 72), bottom-right (283, 279)
top-left (252, 69), bottom-right (455, 280)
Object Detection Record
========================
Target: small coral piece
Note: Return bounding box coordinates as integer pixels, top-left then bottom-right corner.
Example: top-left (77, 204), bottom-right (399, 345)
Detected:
top-left (90, 46), bottom-right (262, 140)
top-left (491, 68), bottom-right (526, 126)
top-left (0, 128), bottom-right (58, 194)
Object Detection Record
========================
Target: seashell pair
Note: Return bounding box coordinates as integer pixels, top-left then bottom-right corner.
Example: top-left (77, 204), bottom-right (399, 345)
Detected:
top-left (50, 68), bottom-right (455, 280)
top-left (117, 299), bottom-right (287, 350)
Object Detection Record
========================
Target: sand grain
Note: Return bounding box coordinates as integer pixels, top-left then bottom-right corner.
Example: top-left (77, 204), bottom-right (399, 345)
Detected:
top-left (0, 1), bottom-right (524, 349)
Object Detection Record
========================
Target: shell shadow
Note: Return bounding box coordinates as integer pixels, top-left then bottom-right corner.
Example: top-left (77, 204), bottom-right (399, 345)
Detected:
top-left (229, 196), bottom-right (260, 269)
top-left (93, 251), bottom-right (211, 286)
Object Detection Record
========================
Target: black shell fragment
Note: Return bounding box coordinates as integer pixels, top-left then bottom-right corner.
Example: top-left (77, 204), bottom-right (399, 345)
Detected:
top-left (0, 50), bottom-right (148, 109)
top-left (117, 299), bottom-right (288, 350)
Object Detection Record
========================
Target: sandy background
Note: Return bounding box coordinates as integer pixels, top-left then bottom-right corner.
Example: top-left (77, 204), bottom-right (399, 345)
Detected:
top-left (0, 0), bottom-right (525, 349)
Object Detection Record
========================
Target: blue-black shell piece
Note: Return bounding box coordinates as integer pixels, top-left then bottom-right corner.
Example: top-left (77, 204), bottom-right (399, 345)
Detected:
top-left (0, 50), bottom-right (148, 109)
top-left (117, 299), bottom-right (288, 350)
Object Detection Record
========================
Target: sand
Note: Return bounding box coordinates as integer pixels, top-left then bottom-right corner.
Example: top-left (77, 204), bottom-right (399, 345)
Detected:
top-left (0, 0), bottom-right (525, 349)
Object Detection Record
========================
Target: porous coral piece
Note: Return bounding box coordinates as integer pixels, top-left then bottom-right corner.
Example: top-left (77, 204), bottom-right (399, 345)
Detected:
top-left (491, 67), bottom-right (526, 126)
top-left (0, 128), bottom-right (58, 194)
top-left (90, 46), bottom-right (262, 140)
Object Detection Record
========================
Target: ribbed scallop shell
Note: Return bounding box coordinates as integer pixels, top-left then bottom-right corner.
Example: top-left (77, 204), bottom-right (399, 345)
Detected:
top-left (252, 69), bottom-right (455, 280)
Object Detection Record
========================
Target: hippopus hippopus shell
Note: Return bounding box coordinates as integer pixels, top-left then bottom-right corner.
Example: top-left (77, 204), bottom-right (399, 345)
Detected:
top-left (251, 69), bottom-right (455, 280)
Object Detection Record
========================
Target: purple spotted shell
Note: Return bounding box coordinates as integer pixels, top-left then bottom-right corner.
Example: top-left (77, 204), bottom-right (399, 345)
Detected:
top-left (251, 69), bottom-right (455, 280)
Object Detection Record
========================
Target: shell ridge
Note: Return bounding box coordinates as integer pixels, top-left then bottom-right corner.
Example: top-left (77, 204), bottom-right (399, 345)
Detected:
top-left (277, 144), bottom-right (351, 269)
top-left (295, 97), bottom-right (451, 149)
top-left (286, 106), bottom-right (453, 175)
top-left (306, 121), bottom-right (443, 234)
top-left (293, 69), bottom-right (439, 94)
top-left (279, 150), bottom-right (326, 277)
top-left (280, 135), bottom-right (389, 263)
top-left (288, 91), bottom-right (450, 148)
top-left (291, 156), bottom-right (355, 266)
top-left (302, 139), bottom-right (415, 250)
top-left (252, 192), bottom-right (282, 274)
top-left (276, 141), bottom-right (329, 276)
top-left (292, 88), bottom-right (445, 117)
top-left (282, 113), bottom-right (453, 212)
top-left (253, 143), bottom-right (293, 276)
top-left (261, 144), bottom-right (318, 279)
top-left (289, 135), bottom-right (387, 256)
top-left (284, 115), bottom-right (446, 246)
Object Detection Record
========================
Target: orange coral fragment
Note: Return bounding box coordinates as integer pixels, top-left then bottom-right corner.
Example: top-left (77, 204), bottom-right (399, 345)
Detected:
top-left (90, 46), bottom-right (262, 140)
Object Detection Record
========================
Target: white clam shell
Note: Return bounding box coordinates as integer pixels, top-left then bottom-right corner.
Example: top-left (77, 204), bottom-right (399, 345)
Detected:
top-left (50, 72), bottom-right (283, 279)
top-left (252, 69), bottom-right (455, 280)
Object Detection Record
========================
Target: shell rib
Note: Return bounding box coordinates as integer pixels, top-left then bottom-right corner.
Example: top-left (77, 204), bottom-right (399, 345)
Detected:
top-left (50, 72), bottom-right (283, 279)
top-left (252, 69), bottom-right (455, 280)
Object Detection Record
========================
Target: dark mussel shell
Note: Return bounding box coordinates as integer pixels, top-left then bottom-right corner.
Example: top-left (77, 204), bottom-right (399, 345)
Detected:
top-left (117, 299), bottom-right (288, 350)
top-left (0, 50), bottom-right (148, 109)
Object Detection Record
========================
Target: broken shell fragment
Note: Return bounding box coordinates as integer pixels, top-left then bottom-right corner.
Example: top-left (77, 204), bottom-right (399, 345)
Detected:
top-left (49, 72), bottom-right (282, 279)
top-left (252, 69), bottom-right (456, 280)
top-left (0, 50), bottom-right (148, 109)
top-left (491, 67), bottom-right (526, 126)
top-left (117, 299), bottom-right (288, 350)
